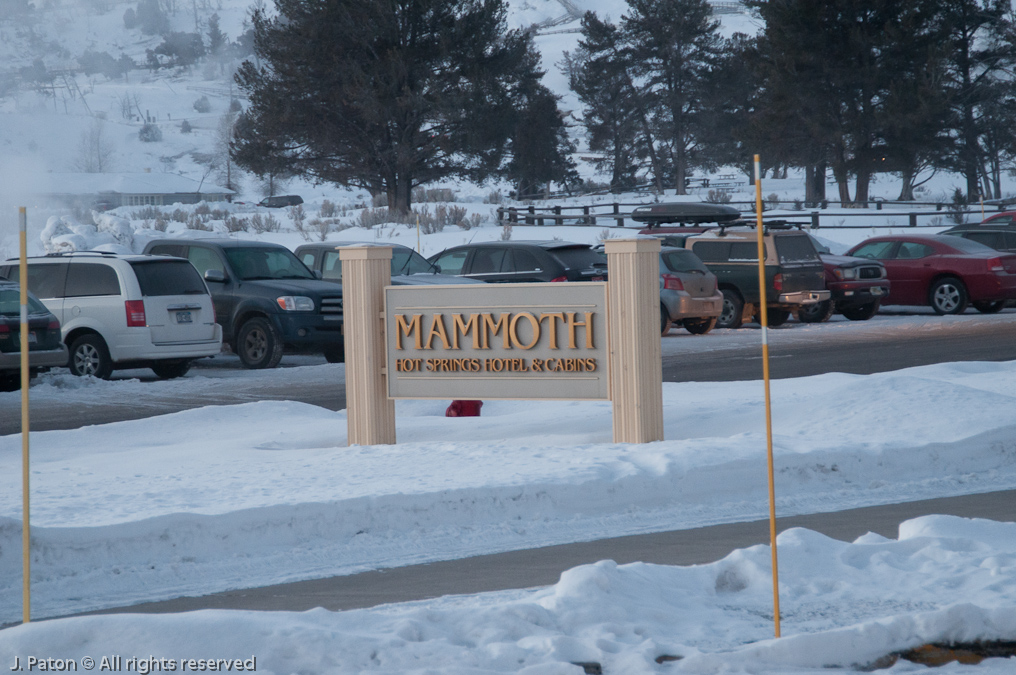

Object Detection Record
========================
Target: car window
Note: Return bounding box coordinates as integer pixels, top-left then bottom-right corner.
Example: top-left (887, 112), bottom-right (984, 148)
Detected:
top-left (775, 234), bottom-right (820, 263)
top-left (65, 263), bottom-right (121, 297)
top-left (392, 248), bottom-right (435, 275)
top-left (0, 288), bottom-right (49, 316)
top-left (129, 260), bottom-right (207, 296)
top-left (224, 247), bottom-right (315, 281)
top-left (941, 236), bottom-right (997, 254)
top-left (549, 247), bottom-right (606, 269)
top-left (469, 248), bottom-right (508, 274)
top-left (985, 214), bottom-right (1014, 225)
top-left (432, 250), bottom-right (469, 275)
top-left (728, 242), bottom-right (761, 262)
top-left (148, 244), bottom-right (187, 259)
top-left (322, 251), bottom-right (343, 280)
top-left (851, 241), bottom-right (896, 260)
top-left (691, 241), bottom-right (730, 262)
top-left (188, 247), bottom-right (225, 277)
top-left (660, 249), bottom-right (708, 273)
top-left (512, 249), bottom-right (541, 272)
top-left (10, 263), bottom-right (69, 299)
top-left (895, 242), bottom-right (936, 259)
top-left (300, 252), bottom-right (317, 269)
top-left (961, 232), bottom-right (1002, 249)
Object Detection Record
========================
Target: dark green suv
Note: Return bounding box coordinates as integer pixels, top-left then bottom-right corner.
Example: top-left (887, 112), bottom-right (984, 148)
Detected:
top-left (660, 226), bottom-right (830, 328)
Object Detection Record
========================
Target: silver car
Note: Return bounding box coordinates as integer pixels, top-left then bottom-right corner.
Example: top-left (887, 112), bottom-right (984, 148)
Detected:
top-left (659, 247), bottom-right (723, 335)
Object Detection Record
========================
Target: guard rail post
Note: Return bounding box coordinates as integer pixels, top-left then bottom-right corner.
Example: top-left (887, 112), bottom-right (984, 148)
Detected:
top-left (526, 205), bottom-right (535, 225)
top-left (909, 213), bottom-right (918, 227)
top-left (613, 203), bottom-right (623, 227)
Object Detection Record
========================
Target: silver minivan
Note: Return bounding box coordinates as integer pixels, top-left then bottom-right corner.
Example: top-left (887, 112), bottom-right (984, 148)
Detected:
top-left (0, 252), bottom-right (222, 379)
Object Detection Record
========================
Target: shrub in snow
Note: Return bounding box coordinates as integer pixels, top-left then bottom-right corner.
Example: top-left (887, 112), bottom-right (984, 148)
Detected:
top-left (193, 96), bottom-right (211, 113)
top-left (229, 99), bottom-right (242, 113)
top-left (123, 7), bottom-right (137, 29)
top-left (180, 120), bottom-right (192, 133)
top-left (224, 216), bottom-right (248, 233)
top-left (500, 222), bottom-right (512, 241)
top-left (706, 189), bottom-right (732, 204)
top-left (95, 213), bottom-right (135, 248)
top-left (484, 189), bottom-right (503, 205)
top-left (138, 123), bottom-right (162, 142)
top-left (250, 213), bottom-right (280, 233)
top-left (319, 200), bottom-right (337, 217)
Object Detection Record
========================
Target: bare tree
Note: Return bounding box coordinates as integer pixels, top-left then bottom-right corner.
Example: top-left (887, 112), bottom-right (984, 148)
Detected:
top-left (214, 110), bottom-right (242, 193)
top-left (74, 118), bottom-right (115, 173)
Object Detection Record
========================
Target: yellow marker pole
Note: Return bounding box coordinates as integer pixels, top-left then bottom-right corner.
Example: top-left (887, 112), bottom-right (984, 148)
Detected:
top-left (753, 156), bottom-right (780, 638)
top-left (18, 207), bottom-right (31, 624)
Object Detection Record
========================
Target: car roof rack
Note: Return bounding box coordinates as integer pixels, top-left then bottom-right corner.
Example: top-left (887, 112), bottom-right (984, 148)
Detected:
top-left (44, 250), bottom-right (119, 257)
top-left (715, 219), bottom-right (810, 236)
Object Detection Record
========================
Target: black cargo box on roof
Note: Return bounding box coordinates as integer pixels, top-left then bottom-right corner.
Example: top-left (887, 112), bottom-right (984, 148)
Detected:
top-left (632, 202), bottom-right (743, 226)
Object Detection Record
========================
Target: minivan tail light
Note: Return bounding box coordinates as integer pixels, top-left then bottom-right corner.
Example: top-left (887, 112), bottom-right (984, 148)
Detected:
top-left (550, 276), bottom-right (567, 282)
top-left (125, 300), bottom-right (147, 327)
top-left (987, 257), bottom-right (1004, 273)
top-left (773, 273), bottom-right (783, 291)
top-left (662, 273), bottom-right (684, 291)
top-left (48, 320), bottom-right (60, 331)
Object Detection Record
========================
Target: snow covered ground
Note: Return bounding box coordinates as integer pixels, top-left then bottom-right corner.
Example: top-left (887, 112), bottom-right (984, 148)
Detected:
top-left (2, 358), bottom-right (1016, 672)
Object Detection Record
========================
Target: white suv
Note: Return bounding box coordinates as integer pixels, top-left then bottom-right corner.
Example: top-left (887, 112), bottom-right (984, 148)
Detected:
top-left (0, 252), bottom-right (222, 379)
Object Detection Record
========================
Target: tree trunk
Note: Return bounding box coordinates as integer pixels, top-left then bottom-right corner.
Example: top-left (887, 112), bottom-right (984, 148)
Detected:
top-left (805, 164), bottom-right (826, 204)
top-left (393, 174), bottom-right (412, 215)
top-left (854, 168), bottom-right (871, 205)
top-left (896, 164), bottom-right (915, 201)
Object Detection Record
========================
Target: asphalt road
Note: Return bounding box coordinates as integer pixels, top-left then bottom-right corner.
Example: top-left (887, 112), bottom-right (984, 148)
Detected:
top-left (77, 489), bottom-right (1016, 618)
top-left (4, 313), bottom-right (1016, 435)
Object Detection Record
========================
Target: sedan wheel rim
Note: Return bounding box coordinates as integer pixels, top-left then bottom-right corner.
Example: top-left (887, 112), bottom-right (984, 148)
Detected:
top-left (720, 299), bottom-right (736, 325)
top-left (934, 285), bottom-right (960, 312)
top-left (75, 345), bottom-right (99, 376)
top-left (244, 329), bottom-right (268, 361)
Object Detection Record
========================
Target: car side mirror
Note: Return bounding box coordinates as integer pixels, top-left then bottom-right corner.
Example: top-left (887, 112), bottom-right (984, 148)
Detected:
top-left (313, 270), bottom-right (323, 279)
top-left (204, 269), bottom-right (227, 283)
top-left (432, 264), bottom-right (442, 273)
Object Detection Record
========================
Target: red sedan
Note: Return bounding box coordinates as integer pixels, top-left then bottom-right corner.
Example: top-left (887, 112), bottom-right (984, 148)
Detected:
top-left (846, 234), bottom-right (1016, 314)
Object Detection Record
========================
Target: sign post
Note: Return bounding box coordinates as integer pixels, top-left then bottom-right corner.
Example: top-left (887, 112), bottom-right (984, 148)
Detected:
top-left (19, 207), bottom-right (31, 624)
top-left (605, 238), bottom-right (664, 443)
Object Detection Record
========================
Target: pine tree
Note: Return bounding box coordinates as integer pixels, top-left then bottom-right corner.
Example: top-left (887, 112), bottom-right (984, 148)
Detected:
top-left (232, 0), bottom-right (547, 214)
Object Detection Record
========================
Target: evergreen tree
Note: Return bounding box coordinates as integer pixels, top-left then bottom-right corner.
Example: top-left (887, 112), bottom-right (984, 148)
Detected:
top-left (233, 0), bottom-right (547, 214)
top-left (505, 85), bottom-right (577, 198)
top-left (619, 0), bottom-right (723, 194)
top-left (207, 13), bottom-right (227, 56)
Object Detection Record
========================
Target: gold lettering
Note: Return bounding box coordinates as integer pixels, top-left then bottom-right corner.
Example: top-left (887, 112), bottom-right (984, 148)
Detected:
top-left (452, 313), bottom-right (481, 349)
top-left (509, 312), bottom-right (540, 350)
top-left (395, 314), bottom-right (423, 350)
top-left (566, 312), bottom-right (595, 349)
top-left (532, 358), bottom-right (543, 372)
top-left (482, 313), bottom-right (511, 349)
top-left (424, 314), bottom-right (452, 350)
top-left (538, 312), bottom-right (565, 349)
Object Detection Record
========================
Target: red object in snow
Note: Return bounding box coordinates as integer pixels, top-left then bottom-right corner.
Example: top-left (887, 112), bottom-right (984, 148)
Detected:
top-left (446, 400), bottom-right (483, 417)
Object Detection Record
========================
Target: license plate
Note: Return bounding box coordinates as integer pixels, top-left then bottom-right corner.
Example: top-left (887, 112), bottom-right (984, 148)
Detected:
top-left (176, 311), bottom-right (193, 323)
top-left (870, 287), bottom-right (884, 296)
top-left (591, 276), bottom-right (604, 281)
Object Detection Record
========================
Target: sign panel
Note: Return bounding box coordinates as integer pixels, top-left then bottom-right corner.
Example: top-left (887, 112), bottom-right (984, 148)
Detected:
top-left (385, 283), bottom-right (609, 400)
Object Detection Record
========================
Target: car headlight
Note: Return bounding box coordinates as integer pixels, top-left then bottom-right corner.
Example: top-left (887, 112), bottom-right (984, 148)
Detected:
top-left (277, 296), bottom-right (315, 311)
top-left (833, 268), bottom-right (858, 280)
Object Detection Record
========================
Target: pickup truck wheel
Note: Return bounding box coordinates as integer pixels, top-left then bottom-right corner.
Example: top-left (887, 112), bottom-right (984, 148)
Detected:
top-left (929, 277), bottom-right (968, 315)
top-left (237, 317), bottom-right (283, 369)
top-left (796, 300), bottom-right (834, 323)
top-left (840, 301), bottom-right (880, 321)
top-left (151, 360), bottom-right (191, 379)
top-left (683, 317), bottom-right (717, 335)
top-left (69, 334), bottom-right (113, 379)
top-left (324, 346), bottom-right (345, 363)
top-left (973, 300), bottom-right (1005, 314)
top-left (717, 290), bottom-right (744, 329)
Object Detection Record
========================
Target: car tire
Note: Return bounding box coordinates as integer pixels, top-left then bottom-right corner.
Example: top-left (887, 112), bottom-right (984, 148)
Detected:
top-left (796, 300), bottom-right (834, 323)
top-left (237, 317), bottom-right (284, 369)
top-left (660, 306), bottom-right (672, 336)
top-left (840, 301), bottom-right (880, 321)
top-left (0, 375), bottom-right (18, 392)
top-left (69, 333), bottom-right (113, 379)
top-left (717, 289), bottom-right (744, 329)
top-left (929, 277), bottom-right (969, 315)
top-left (324, 346), bottom-right (345, 363)
top-left (973, 300), bottom-right (1005, 314)
top-left (683, 317), bottom-right (717, 335)
top-left (151, 360), bottom-right (191, 379)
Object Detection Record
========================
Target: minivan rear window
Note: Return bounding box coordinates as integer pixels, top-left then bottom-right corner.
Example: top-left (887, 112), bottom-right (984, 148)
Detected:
top-left (130, 260), bottom-right (208, 296)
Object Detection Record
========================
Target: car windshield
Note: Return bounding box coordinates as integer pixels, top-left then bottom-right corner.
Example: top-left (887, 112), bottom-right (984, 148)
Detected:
top-left (224, 247), bottom-right (315, 281)
top-left (807, 235), bottom-right (832, 255)
top-left (660, 249), bottom-right (708, 274)
top-left (392, 248), bottom-right (438, 275)
top-left (0, 288), bottom-right (49, 316)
